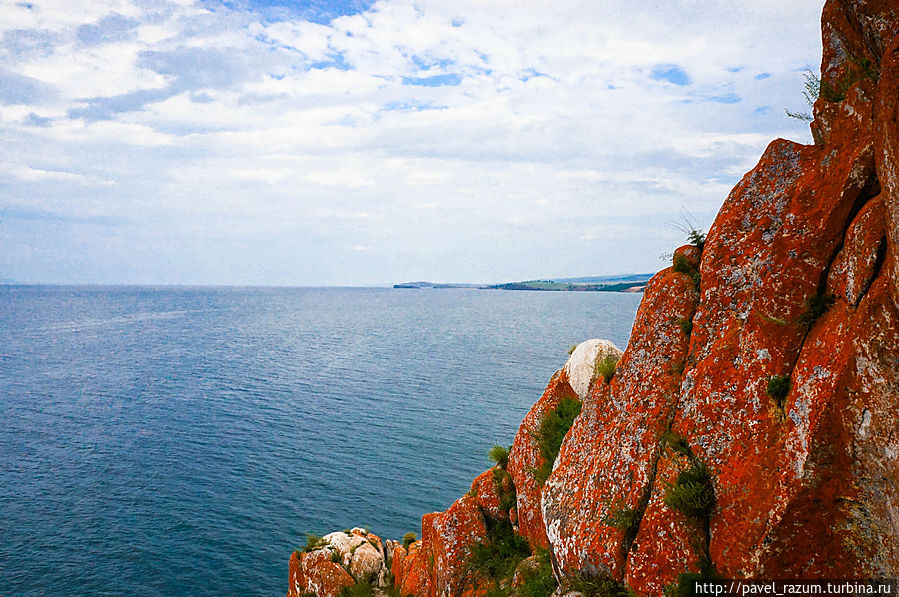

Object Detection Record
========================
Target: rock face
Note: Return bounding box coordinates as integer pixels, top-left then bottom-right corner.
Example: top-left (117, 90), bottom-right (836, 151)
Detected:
top-left (290, 2), bottom-right (899, 595)
top-left (287, 529), bottom-right (390, 597)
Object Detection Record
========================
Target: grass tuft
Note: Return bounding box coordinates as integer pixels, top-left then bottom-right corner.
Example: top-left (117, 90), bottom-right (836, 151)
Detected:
top-left (593, 354), bottom-right (619, 383)
top-left (798, 291), bottom-right (835, 328)
top-left (465, 518), bottom-right (531, 586)
top-left (489, 445), bottom-right (511, 469)
top-left (602, 503), bottom-right (640, 533)
top-left (338, 580), bottom-right (375, 597)
top-left (402, 532), bottom-right (417, 549)
top-left (516, 549), bottom-right (557, 597)
top-left (660, 429), bottom-right (692, 457)
top-left (663, 461), bottom-right (715, 519)
top-left (565, 573), bottom-right (633, 597)
top-left (303, 533), bottom-right (330, 553)
top-left (767, 375), bottom-right (790, 409)
top-left (531, 396), bottom-right (582, 486)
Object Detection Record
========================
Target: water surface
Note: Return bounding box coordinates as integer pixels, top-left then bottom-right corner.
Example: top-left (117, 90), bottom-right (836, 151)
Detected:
top-left (0, 285), bottom-right (642, 595)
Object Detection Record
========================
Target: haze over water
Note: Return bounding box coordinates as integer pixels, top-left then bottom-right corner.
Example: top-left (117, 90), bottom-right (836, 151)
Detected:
top-left (0, 286), bottom-right (641, 595)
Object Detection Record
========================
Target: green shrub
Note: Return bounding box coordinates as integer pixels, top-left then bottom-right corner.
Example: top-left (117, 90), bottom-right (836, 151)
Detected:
top-left (489, 445), bottom-right (511, 469)
top-left (303, 533), bottom-right (329, 552)
top-left (660, 430), bottom-right (692, 457)
top-left (672, 254), bottom-right (702, 291)
top-left (767, 375), bottom-right (790, 409)
top-left (402, 532), bottom-right (417, 548)
top-left (490, 467), bottom-right (517, 514)
top-left (532, 396), bottom-right (582, 485)
top-left (499, 486), bottom-right (517, 514)
top-left (602, 504), bottom-right (640, 532)
top-left (798, 291), bottom-right (835, 328)
top-left (593, 354), bottom-right (619, 383)
top-left (338, 580), bottom-right (375, 597)
top-left (663, 559), bottom-right (721, 597)
top-left (565, 573), bottom-right (632, 597)
top-left (663, 461), bottom-right (715, 519)
top-left (687, 229), bottom-right (706, 251)
top-left (465, 518), bottom-right (531, 586)
top-left (676, 317), bottom-right (693, 337)
top-left (331, 550), bottom-right (342, 563)
top-left (516, 549), bottom-right (557, 597)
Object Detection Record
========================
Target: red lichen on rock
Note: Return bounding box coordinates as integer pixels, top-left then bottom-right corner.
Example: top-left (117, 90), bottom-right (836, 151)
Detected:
top-left (422, 495), bottom-right (489, 597)
top-left (469, 469), bottom-right (503, 521)
top-left (625, 447), bottom-right (703, 594)
top-left (287, 549), bottom-right (355, 597)
top-left (394, 541), bottom-right (435, 597)
top-left (542, 267), bottom-right (698, 581)
top-left (506, 369), bottom-right (578, 550)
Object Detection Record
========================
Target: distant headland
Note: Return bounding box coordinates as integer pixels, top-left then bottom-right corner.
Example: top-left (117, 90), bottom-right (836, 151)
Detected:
top-left (393, 273), bottom-right (652, 292)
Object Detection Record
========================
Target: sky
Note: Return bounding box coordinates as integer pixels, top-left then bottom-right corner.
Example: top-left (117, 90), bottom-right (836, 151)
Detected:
top-left (0, 0), bottom-right (825, 286)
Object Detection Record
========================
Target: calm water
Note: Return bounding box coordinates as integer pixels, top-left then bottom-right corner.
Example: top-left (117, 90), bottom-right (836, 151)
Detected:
top-left (0, 286), bottom-right (642, 596)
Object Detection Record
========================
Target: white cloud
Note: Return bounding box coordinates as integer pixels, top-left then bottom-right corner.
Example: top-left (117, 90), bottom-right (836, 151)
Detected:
top-left (0, 0), bottom-right (826, 284)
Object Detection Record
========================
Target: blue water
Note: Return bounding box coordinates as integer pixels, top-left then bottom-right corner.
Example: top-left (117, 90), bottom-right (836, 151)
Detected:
top-left (0, 286), bottom-right (642, 596)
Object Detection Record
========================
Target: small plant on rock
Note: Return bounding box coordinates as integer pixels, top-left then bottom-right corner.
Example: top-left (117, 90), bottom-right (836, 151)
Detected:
top-left (565, 573), bottom-right (632, 597)
top-left (593, 354), bottom-right (619, 383)
top-left (489, 445), bottom-right (511, 469)
top-left (568, 343), bottom-right (579, 356)
top-left (660, 429), bottom-right (692, 457)
top-left (339, 579), bottom-right (375, 597)
top-left (798, 291), bottom-right (835, 328)
top-left (516, 549), bottom-right (557, 597)
top-left (602, 503), bottom-right (640, 533)
top-left (465, 518), bottom-right (531, 591)
top-left (676, 317), bottom-right (693, 337)
top-left (673, 253), bottom-right (702, 291)
top-left (531, 396), bottom-right (582, 485)
top-left (302, 533), bottom-right (329, 553)
top-left (663, 461), bottom-right (715, 519)
top-left (767, 375), bottom-right (790, 410)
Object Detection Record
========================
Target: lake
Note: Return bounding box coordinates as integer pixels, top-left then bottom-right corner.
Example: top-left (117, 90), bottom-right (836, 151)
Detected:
top-left (0, 285), bottom-right (642, 595)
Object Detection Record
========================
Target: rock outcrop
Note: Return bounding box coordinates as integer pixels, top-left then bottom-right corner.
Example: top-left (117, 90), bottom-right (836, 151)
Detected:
top-left (289, 1), bottom-right (899, 595)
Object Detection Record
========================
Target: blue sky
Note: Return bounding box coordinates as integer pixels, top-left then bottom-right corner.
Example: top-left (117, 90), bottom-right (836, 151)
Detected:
top-left (0, 0), bottom-right (824, 285)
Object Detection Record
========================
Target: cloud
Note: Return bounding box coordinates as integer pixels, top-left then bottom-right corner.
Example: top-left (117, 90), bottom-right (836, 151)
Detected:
top-left (0, 0), bottom-right (827, 285)
top-left (77, 13), bottom-right (139, 46)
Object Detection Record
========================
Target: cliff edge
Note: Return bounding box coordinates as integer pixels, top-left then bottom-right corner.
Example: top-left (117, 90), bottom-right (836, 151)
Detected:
top-left (289, 1), bottom-right (899, 595)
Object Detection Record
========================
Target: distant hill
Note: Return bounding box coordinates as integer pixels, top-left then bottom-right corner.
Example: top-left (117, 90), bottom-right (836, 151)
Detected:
top-left (394, 273), bottom-right (653, 292)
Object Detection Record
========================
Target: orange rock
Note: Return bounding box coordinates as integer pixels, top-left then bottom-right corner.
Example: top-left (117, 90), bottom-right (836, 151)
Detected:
top-left (624, 447), bottom-right (703, 595)
top-left (395, 541), bottom-right (435, 597)
top-left (542, 268), bottom-right (698, 581)
top-left (287, 551), bottom-right (306, 597)
top-left (506, 369), bottom-right (578, 550)
top-left (469, 468), bottom-right (504, 520)
top-left (289, 549), bottom-right (355, 597)
top-left (827, 198), bottom-right (886, 305)
top-left (423, 495), bottom-right (489, 597)
top-left (391, 545), bottom-right (407, 589)
top-left (673, 244), bottom-right (701, 269)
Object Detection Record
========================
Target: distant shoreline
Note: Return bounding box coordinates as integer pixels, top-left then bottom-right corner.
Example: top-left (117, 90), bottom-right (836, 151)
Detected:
top-left (393, 275), bottom-right (652, 293)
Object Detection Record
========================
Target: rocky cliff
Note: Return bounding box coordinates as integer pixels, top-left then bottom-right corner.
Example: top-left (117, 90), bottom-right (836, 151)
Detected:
top-left (288, 1), bottom-right (899, 595)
